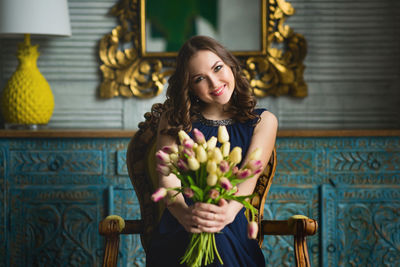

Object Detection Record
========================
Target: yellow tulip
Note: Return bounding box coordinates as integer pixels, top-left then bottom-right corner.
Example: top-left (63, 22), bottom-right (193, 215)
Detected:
top-left (221, 142), bottom-right (230, 158)
top-left (206, 136), bottom-right (218, 150)
top-left (187, 157), bottom-right (200, 171)
top-left (206, 173), bottom-right (218, 186)
top-left (249, 148), bottom-right (262, 160)
top-left (178, 130), bottom-right (191, 144)
top-left (212, 147), bottom-right (223, 163)
top-left (206, 160), bottom-right (217, 173)
top-left (195, 145), bottom-right (207, 163)
top-left (229, 147), bottom-right (242, 165)
top-left (218, 126), bottom-right (229, 143)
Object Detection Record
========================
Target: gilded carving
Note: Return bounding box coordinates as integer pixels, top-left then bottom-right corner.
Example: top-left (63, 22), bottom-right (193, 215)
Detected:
top-left (99, 0), bottom-right (307, 98)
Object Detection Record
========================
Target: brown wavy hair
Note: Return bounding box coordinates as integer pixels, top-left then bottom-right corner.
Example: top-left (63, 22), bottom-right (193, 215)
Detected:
top-left (162, 35), bottom-right (258, 136)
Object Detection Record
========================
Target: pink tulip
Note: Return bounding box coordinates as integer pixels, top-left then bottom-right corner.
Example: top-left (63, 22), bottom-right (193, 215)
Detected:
top-left (151, 187), bottom-right (167, 202)
top-left (219, 160), bottom-right (229, 173)
top-left (156, 150), bottom-right (170, 164)
top-left (156, 164), bottom-right (171, 176)
top-left (183, 148), bottom-right (195, 158)
top-left (209, 189), bottom-right (220, 199)
top-left (177, 159), bottom-right (189, 172)
top-left (247, 221), bottom-right (258, 239)
top-left (183, 138), bottom-right (195, 149)
top-left (219, 177), bottom-right (232, 191)
top-left (183, 188), bottom-right (194, 198)
top-left (193, 128), bottom-right (206, 144)
top-left (237, 169), bottom-right (251, 179)
top-left (232, 166), bottom-right (239, 175)
top-left (162, 145), bottom-right (178, 154)
top-left (247, 159), bottom-right (262, 172)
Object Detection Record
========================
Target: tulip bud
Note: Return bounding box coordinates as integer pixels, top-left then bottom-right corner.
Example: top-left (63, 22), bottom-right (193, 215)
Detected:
top-left (232, 166), bottom-right (239, 175)
top-left (206, 136), bottom-right (218, 150)
top-left (195, 145), bottom-right (207, 163)
top-left (183, 148), bottom-right (195, 158)
top-left (247, 159), bottom-right (262, 171)
top-left (219, 160), bottom-right (229, 173)
top-left (162, 145), bottom-right (178, 154)
top-left (193, 128), bottom-right (206, 144)
top-left (151, 187), bottom-right (167, 202)
top-left (212, 147), bottom-right (223, 163)
top-left (247, 221), bottom-right (258, 239)
top-left (178, 130), bottom-right (191, 144)
top-left (237, 168), bottom-right (251, 179)
top-left (229, 147), bottom-right (242, 165)
top-left (156, 164), bottom-right (171, 176)
top-left (218, 126), bottom-right (229, 143)
top-left (249, 148), bottom-right (262, 160)
top-left (219, 177), bottom-right (232, 190)
top-left (187, 157), bottom-right (200, 171)
top-left (206, 160), bottom-right (217, 174)
top-left (169, 153), bottom-right (179, 164)
top-left (209, 189), bottom-right (220, 199)
top-left (221, 142), bottom-right (230, 158)
top-left (183, 138), bottom-right (195, 149)
top-left (183, 188), bottom-right (194, 198)
top-left (206, 173), bottom-right (218, 186)
top-left (177, 159), bottom-right (189, 172)
top-left (156, 150), bottom-right (170, 164)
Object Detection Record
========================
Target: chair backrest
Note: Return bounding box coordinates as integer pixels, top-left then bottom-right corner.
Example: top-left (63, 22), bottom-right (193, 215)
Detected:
top-left (126, 103), bottom-right (277, 251)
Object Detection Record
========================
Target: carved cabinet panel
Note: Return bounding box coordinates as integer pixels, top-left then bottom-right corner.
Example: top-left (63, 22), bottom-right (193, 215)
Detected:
top-left (0, 136), bottom-right (398, 267)
top-left (322, 185), bottom-right (400, 267)
top-left (9, 186), bottom-right (106, 266)
top-left (263, 187), bottom-right (320, 266)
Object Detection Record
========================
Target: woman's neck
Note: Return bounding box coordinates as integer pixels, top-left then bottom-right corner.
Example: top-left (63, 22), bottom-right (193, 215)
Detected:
top-left (200, 104), bottom-right (231, 120)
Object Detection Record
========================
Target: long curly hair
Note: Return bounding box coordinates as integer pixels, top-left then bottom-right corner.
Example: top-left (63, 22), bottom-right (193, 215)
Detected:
top-left (162, 35), bottom-right (258, 136)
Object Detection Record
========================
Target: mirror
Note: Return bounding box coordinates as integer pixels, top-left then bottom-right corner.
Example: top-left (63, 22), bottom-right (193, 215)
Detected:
top-left (99, 0), bottom-right (307, 99)
top-left (144, 0), bottom-right (261, 53)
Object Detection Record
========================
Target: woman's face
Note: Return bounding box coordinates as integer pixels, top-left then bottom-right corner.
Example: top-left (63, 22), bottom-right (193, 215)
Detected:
top-left (188, 50), bottom-right (235, 107)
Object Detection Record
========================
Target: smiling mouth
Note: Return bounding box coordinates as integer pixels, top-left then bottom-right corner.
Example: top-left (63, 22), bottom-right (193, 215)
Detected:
top-left (211, 85), bottom-right (225, 96)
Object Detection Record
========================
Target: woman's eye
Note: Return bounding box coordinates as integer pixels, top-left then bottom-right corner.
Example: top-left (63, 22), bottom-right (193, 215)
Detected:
top-left (194, 77), bottom-right (204, 83)
top-left (214, 65), bottom-right (223, 72)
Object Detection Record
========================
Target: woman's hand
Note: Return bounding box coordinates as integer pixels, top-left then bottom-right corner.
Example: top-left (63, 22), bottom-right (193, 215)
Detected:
top-left (188, 199), bottom-right (235, 233)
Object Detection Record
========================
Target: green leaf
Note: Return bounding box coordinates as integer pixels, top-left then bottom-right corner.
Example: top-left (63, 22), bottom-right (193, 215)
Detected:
top-left (190, 185), bottom-right (204, 201)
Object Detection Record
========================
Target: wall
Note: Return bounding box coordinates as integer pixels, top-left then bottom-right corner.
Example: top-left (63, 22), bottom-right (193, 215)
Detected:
top-left (0, 0), bottom-right (399, 129)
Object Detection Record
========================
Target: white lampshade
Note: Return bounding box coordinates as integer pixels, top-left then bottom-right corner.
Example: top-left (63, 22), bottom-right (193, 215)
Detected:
top-left (0, 0), bottom-right (71, 36)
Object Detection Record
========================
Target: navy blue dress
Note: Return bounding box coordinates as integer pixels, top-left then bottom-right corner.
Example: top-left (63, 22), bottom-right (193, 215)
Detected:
top-left (146, 109), bottom-right (266, 267)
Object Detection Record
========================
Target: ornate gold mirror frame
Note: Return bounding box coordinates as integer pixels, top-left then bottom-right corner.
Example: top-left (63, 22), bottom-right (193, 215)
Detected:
top-left (99, 0), bottom-right (307, 99)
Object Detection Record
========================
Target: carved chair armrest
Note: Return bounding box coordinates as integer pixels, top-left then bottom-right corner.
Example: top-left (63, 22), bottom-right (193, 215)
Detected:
top-left (99, 215), bottom-right (144, 267)
top-left (261, 216), bottom-right (318, 236)
top-left (261, 215), bottom-right (318, 267)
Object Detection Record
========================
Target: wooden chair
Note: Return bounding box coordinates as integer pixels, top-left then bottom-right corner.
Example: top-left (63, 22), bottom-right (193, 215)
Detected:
top-left (99, 103), bottom-right (318, 267)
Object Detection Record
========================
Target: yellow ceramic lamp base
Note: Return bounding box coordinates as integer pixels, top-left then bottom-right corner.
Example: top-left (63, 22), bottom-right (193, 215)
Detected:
top-left (1, 34), bottom-right (54, 126)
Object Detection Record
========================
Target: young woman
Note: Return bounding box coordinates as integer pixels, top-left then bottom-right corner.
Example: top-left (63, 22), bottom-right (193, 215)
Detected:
top-left (147, 36), bottom-right (278, 267)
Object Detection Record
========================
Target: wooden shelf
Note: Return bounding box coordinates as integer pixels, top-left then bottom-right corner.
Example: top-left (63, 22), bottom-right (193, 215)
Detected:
top-left (0, 129), bottom-right (399, 138)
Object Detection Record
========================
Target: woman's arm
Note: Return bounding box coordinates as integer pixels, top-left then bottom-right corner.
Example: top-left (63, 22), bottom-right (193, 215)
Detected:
top-left (192, 111), bottom-right (278, 233)
top-left (156, 114), bottom-right (203, 233)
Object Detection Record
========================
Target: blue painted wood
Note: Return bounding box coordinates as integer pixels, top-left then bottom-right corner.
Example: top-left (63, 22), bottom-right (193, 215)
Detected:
top-left (0, 136), bottom-right (399, 266)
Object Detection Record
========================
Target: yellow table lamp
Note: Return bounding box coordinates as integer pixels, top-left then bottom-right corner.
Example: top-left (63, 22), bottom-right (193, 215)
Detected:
top-left (0, 0), bottom-right (71, 129)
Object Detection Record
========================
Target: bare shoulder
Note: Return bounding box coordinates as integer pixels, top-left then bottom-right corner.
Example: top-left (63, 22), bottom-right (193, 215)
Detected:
top-left (254, 110), bottom-right (278, 134)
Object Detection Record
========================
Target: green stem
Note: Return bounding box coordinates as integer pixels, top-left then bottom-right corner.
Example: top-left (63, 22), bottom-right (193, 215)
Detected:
top-left (213, 233), bottom-right (223, 265)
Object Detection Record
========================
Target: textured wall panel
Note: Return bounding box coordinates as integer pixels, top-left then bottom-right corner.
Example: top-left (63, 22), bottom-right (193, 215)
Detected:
top-left (9, 186), bottom-right (106, 266)
top-left (0, 0), bottom-right (399, 129)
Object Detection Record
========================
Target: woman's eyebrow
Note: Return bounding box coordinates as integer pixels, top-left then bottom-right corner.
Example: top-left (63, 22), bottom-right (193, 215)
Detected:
top-left (190, 60), bottom-right (222, 79)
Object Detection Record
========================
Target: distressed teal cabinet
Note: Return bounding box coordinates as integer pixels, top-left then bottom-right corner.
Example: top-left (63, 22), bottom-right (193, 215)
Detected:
top-left (0, 130), bottom-right (399, 267)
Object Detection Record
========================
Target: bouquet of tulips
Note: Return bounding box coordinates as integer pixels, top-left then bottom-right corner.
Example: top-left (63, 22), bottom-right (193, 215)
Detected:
top-left (151, 126), bottom-right (263, 267)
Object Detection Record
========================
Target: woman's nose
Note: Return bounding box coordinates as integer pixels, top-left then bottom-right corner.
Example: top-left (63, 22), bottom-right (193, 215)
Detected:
top-left (208, 75), bottom-right (218, 88)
